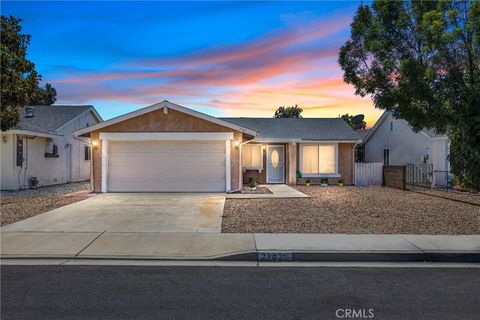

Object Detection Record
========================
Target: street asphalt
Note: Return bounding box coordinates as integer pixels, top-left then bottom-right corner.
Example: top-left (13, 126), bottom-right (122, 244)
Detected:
top-left (1, 265), bottom-right (479, 320)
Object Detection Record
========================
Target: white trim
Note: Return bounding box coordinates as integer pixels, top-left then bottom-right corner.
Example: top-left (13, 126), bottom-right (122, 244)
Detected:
top-left (99, 132), bottom-right (234, 141)
top-left (5, 129), bottom-right (63, 138)
top-left (252, 138), bottom-right (358, 143)
top-left (225, 140), bottom-right (231, 192)
top-left (101, 139), bottom-right (108, 193)
top-left (362, 111), bottom-right (389, 144)
top-left (266, 145), bottom-right (285, 184)
top-left (74, 101), bottom-right (257, 137)
top-left (299, 143), bottom-right (339, 177)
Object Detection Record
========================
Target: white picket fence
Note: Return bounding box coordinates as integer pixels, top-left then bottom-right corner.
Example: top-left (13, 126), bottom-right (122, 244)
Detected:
top-left (355, 162), bottom-right (383, 186)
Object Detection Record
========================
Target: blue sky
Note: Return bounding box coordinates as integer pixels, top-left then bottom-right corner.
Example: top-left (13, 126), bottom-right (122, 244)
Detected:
top-left (2, 1), bottom-right (382, 125)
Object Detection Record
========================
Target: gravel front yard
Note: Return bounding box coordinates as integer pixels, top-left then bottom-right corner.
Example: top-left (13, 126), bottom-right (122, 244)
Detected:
top-left (222, 186), bottom-right (480, 234)
top-left (1, 182), bottom-right (91, 226)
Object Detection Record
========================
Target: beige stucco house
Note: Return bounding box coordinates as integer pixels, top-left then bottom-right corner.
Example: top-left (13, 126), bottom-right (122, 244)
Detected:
top-left (75, 101), bottom-right (358, 193)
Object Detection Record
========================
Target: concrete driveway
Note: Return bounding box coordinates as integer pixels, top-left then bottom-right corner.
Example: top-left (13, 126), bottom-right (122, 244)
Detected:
top-left (1, 193), bottom-right (225, 234)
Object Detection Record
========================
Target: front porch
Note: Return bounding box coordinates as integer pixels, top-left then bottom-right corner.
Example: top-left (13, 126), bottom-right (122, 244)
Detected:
top-left (240, 141), bottom-right (355, 187)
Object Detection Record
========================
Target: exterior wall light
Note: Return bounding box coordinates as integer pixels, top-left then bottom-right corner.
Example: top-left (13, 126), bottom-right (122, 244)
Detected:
top-left (92, 140), bottom-right (99, 148)
top-left (262, 145), bottom-right (266, 150)
top-left (234, 140), bottom-right (240, 149)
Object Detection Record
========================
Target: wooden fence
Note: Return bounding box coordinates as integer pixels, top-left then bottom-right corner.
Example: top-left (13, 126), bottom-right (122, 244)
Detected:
top-left (355, 162), bottom-right (383, 186)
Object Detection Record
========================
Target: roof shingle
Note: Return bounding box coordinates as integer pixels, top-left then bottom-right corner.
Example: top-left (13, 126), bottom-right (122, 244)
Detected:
top-left (12, 105), bottom-right (94, 134)
top-left (220, 117), bottom-right (359, 141)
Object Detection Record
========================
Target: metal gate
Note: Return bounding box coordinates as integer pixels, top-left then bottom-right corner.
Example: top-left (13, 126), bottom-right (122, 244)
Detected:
top-left (406, 163), bottom-right (433, 189)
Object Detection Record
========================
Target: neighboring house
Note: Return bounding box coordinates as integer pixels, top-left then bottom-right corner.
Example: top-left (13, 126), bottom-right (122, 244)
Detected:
top-left (1, 105), bottom-right (102, 190)
top-left (74, 101), bottom-right (358, 193)
top-left (359, 111), bottom-right (451, 187)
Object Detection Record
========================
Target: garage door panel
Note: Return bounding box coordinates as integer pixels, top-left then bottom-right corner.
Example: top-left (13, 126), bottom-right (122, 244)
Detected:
top-left (109, 180), bottom-right (226, 192)
top-left (108, 140), bottom-right (227, 192)
top-left (108, 166), bottom-right (226, 179)
top-left (108, 154), bottom-right (225, 166)
top-left (109, 141), bottom-right (225, 153)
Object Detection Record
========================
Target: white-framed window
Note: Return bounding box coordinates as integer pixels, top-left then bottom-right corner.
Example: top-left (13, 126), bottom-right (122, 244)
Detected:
top-left (300, 144), bottom-right (338, 176)
top-left (242, 144), bottom-right (263, 170)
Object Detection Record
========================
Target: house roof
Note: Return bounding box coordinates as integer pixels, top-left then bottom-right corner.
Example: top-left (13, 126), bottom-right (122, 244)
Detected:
top-left (355, 129), bottom-right (370, 140)
top-left (219, 117), bottom-right (359, 141)
top-left (8, 105), bottom-right (102, 136)
top-left (363, 111), bottom-right (448, 143)
top-left (74, 101), bottom-right (257, 137)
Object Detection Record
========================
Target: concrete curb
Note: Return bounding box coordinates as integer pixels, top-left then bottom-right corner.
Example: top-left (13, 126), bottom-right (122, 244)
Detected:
top-left (2, 251), bottom-right (479, 263)
top-left (2, 234), bottom-right (479, 263)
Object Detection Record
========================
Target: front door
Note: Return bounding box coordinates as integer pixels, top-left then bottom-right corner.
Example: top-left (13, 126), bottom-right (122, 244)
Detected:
top-left (267, 145), bottom-right (284, 183)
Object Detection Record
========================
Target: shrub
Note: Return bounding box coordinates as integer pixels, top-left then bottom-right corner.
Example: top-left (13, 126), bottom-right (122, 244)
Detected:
top-left (248, 176), bottom-right (257, 188)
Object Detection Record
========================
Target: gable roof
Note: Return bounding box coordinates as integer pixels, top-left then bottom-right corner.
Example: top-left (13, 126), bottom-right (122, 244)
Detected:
top-left (362, 111), bottom-right (447, 143)
top-left (74, 100), bottom-right (257, 137)
top-left (220, 117), bottom-right (359, 141)
top-left (7, 105), bottom-right (102, 136)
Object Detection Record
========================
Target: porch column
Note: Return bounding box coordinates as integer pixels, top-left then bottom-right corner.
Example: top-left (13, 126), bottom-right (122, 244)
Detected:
top-left (288, 142), bottom-right (297, 185)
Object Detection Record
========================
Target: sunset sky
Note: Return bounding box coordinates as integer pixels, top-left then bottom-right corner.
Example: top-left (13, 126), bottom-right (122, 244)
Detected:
top-left (2, 1), bottom-right (383, 126)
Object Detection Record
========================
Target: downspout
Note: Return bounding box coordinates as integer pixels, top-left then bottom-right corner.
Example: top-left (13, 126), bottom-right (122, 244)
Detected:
top-left (352, 142), bottom-right (357, 186)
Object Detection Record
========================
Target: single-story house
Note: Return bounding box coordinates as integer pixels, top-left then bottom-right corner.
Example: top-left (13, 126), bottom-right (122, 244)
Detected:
top-left (1, 105), bottom-right (102, 190)
top-left (74, 101), bottom-right (358, 193)
top-left (359, 111), bottom-right (451, 187)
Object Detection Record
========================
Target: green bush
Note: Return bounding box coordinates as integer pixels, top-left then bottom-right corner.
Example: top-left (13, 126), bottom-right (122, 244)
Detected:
top-left (248, 176), bottom-right (257, 188)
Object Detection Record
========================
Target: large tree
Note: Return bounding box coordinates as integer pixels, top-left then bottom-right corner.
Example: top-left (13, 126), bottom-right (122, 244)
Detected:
top-left (341, 113), bottom-right (367, 130)
top-left (1, 16), bottom-right (57, 131)
top-left (274, 104), bottom-right (303, 118)
top-left (339, 0), bottom-right (480, 189)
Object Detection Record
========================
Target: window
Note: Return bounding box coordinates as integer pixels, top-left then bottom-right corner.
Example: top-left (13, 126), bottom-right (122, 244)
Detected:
top-left (355, 144), bottom-right (365, 162)
top-left (390, 121), bottom-right (393, 131)
top-left (301, 144), bottom-right (337, 175)
top-left (383, 148), bottom-right (390, 165)
top-left (16, 137), bottom-right (23, 167)
top-left (242, 144), bottom-right (262, 170)
top-left (84, 145), bottom-right (91, 160)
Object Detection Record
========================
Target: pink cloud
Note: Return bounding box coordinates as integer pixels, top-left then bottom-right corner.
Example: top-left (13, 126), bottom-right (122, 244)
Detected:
top-left (50, 13), bottom-right (381, 125)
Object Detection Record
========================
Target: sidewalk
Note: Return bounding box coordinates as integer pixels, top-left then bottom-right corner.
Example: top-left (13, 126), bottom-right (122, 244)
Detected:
top-left (1, 232), bottom-right (479, 262)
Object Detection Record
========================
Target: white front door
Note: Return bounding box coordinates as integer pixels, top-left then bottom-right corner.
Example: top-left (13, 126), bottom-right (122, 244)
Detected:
top-left (267, 145), bottom-right (284, 183)
top-left (107, 140), bottom-right (226, 192)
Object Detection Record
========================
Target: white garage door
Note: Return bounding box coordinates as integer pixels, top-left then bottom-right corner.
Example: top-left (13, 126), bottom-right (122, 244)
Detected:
top-left (108, 141), bottom-right (226, 192)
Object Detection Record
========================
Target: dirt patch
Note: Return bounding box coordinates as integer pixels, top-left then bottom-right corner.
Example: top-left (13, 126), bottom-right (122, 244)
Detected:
top-left (222, 186), bottom-right (480, 235)
top-left (1, 182), bottom-right (91, 226)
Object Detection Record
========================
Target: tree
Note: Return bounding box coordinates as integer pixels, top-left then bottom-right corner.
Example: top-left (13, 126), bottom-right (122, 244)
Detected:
top-left (274, 105), bottom-right (303, 118)
top-left (1, 16), bottom-right (57, 131)
top-left (338, 0), bottom-right (480, 189)
top-left (35, 83), bottom-right (57, 106)
top-left (341, 113), bottom-right (367, 130)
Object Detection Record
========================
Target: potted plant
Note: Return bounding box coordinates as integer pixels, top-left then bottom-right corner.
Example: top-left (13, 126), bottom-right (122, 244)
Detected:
top-left (305, 178), bottom-right (311, 187)
top-left (248, 176), bottom-right (257, 190)
top-left (338, 179), bottom-right (344, 187)
top-left (320, 178), bottom-right (329, 187)
top-left (296, 170), bottom-right (302, 179)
